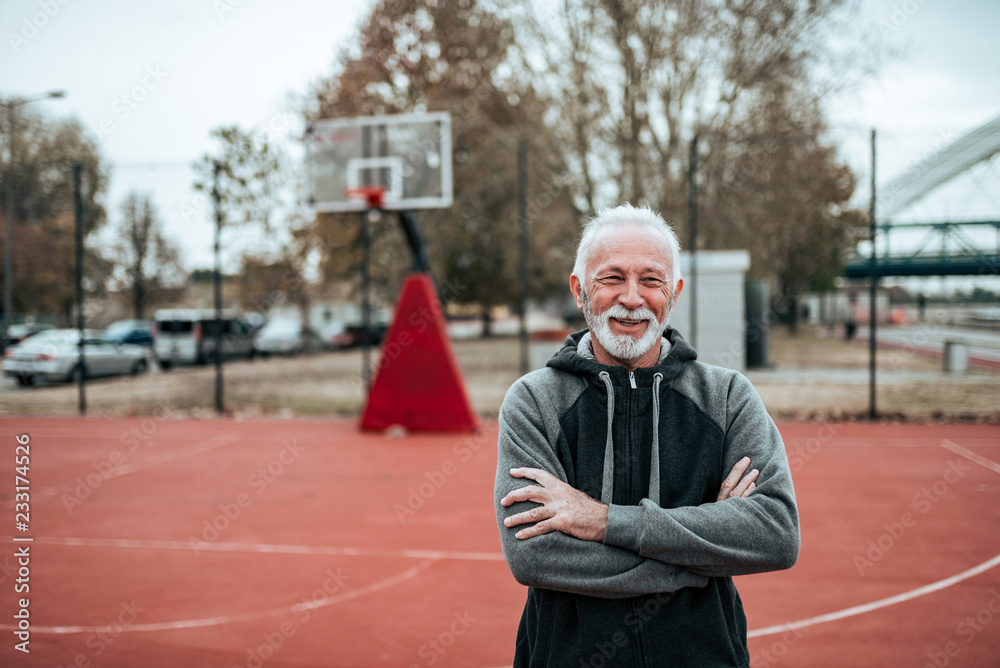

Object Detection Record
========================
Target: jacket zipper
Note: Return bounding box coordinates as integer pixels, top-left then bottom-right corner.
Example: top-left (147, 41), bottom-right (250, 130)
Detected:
top-left (629, 369), bottom-right (648, 667)
top-left (624, 370), bottom-right (636, 504)
top-left (632, 600), bottom-right (649, 667)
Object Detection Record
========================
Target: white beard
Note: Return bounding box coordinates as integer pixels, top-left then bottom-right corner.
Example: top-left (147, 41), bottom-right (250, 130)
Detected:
top-left (582, 291), bottom-right (669, 362)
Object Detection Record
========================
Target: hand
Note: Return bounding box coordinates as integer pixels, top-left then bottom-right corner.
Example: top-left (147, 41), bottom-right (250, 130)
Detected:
top-left (500, 468), bottom-right (609, 542)
top-left (716, 456), bottom-right (758, 502)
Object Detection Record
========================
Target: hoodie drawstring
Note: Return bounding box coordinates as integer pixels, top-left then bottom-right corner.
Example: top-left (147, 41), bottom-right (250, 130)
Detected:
top-left (598, 371), bottom-right (664, 507)
top-left (598, 371), bottom-right (615, 504)
top-left (649, 373), bottom-right (663, 506)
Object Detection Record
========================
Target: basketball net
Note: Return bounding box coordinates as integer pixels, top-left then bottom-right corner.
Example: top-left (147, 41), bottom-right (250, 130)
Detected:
top-left (346, 186), bottom-right (387, 210)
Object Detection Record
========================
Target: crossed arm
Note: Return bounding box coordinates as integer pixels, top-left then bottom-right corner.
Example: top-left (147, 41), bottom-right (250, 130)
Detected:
top-left (500, 458), bottom-right (758, 542)
top-left (495, 374), bottom-right (799, 596)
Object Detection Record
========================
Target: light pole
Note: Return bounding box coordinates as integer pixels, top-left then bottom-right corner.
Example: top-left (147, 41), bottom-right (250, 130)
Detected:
top-left (3, 89), bottom-right (65, 353)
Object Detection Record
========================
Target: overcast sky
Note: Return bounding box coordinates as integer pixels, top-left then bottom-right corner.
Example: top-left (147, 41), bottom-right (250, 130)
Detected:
top-left (1, 0), bottom-right (998, 274)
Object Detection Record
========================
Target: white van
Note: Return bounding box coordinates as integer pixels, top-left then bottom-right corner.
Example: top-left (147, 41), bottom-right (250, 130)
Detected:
top-left (152, 309), bottom-right (256, 370)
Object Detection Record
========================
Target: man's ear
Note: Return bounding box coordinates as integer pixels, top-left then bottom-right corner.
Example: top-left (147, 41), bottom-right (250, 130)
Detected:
top-left (671, 277), bottom-right (684, 311)
top-left (570, 274), bottom-right (585, 309)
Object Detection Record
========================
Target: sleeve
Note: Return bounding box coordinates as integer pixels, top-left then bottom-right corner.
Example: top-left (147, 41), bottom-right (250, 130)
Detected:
top-left (495, 376), bottom-right (709, 599)
top-left (602, 373), bottom-right (800, 578)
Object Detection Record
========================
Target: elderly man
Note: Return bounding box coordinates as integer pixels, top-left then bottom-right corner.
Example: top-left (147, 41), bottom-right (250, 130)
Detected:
top-left (494, 204), bottom-right (799, 667)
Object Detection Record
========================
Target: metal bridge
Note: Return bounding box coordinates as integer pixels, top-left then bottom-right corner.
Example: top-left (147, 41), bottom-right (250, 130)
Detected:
top-left (845, 114), bottom-right (1000, 278)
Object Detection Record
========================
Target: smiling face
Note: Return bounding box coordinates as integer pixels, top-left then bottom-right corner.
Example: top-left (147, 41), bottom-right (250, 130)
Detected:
top-left (570, 224), bottom-right (683, 370)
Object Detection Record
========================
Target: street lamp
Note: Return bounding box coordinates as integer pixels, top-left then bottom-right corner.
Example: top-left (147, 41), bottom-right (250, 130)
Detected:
top-left (2, 89), bottom-right (65, 352)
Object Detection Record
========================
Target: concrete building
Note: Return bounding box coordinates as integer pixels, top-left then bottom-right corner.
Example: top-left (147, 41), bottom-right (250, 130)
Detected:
top-left (670, 250), bottom-right (752, 373)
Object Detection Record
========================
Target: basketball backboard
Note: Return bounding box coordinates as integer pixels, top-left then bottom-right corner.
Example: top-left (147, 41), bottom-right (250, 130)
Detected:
top-left (305, 111), bottom-right (452, 212)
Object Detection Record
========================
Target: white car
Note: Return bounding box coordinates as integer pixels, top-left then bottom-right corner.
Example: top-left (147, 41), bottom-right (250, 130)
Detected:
top-left (3, 329), bottom-right (149, 387)
top-left (152, 309), bottom-right (256, 369)
top-left (253, 319), bottom-right (320, 356)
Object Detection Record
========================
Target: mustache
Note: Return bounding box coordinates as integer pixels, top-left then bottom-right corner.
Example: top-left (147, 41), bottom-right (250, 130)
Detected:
top-left (602, 304), bottom-right (657, 322)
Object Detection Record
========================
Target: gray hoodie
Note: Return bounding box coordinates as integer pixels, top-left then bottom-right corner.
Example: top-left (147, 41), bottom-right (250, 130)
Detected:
top-left (495, 328), bottom-right (799, 667)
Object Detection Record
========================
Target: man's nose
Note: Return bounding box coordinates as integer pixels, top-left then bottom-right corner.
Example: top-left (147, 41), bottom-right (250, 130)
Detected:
top-left (619, 278), bottom-right (643, 310)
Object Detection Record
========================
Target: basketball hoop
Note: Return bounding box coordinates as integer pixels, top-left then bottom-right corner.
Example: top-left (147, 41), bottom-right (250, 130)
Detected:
top-left (346, 186), bottom-right (387, 210)
top-left (306, 112), bottom-right (452, 213)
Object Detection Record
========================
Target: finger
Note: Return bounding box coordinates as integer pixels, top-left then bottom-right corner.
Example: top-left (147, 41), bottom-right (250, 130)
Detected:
top-left (716, 457), bottom-right (751, 502)
top-left (730, 469), bottom-right (759, 498)
top-left (500, 485), bottom-right (545, 507)
top-left (503, 505), bottom-right (554, 529)
top-left (509, 467), bottom-right (545, 479)
top-left (515, 519), bottom-right (554, 540)
top-left (509, 467), bottom-right (558, 487)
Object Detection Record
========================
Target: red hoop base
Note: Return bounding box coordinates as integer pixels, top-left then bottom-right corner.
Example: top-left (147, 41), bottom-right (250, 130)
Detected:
top-left (346, 186), bottom-right (387, 210)
top-left (360, 273), bottom-right (478, 433)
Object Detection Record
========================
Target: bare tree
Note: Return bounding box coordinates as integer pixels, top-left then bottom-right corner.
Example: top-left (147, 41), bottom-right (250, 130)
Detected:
top-left (0, 106), bottom-right (108, 324)
top-left (192, 125), bottom-right (321, 334)
top-left (193, 125), bottom-right (288, 236)
top-left (501, 0), bottom-right (877, 334)
top-left (112, 192), bottom-right (184, 319)
top-left (509, 0), bottom-right (884, 219)
top-left (701, 84), bottom-right (867, 331)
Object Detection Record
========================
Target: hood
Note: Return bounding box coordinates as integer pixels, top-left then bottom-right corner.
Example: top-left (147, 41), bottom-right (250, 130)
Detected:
top-left (546, 327), bottom-right (697, 384)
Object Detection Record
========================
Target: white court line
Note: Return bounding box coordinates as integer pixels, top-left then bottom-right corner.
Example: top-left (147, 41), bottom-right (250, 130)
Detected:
top-left (747, 552), bottom-right (1000, 638)
top-left (5, 432), bottom-right (241, 508)
top-left (28, 535), bottom-right (506, 562)
top-left (15, 538), bottom-right (1000, 641)
top-left (0, 559), bottom-right (435, 634)
top-left (751, 445), bottom-right (1000, 639)
top-left (941, 439), bottom-right (1000, 474)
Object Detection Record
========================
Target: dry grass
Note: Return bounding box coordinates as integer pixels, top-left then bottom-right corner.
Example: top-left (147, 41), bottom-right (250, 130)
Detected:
top-left (765, 324), bottom-right (998, 376)
top-left (760, 326), bottom-right (999, 420)
top-left (767, 326), bottom-right (944, 371)
top-left (1, 328), bottom-right (996, 422)
top-left (755, 381), bottom-right (1000, 422)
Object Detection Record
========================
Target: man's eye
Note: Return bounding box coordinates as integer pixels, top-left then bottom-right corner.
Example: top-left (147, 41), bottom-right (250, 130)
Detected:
top-left (600, 276), bottom-right (624, 284)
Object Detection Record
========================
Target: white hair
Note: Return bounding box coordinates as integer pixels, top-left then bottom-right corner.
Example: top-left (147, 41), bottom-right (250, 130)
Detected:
top-left (572, 203), bottom-right (683, 287)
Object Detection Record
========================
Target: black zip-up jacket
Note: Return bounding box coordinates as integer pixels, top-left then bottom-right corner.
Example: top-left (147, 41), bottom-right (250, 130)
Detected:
top-left (494, 329), bottom-right (800, 667)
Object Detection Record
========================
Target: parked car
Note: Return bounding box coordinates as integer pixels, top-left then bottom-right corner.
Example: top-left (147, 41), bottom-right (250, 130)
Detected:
top-left (103, 319), bottom-right (153, 346)
top-left (4, 322), bottom-right (54, 347)
top-left (3, 329), bottom-right (148, 387)
top-left (325, 322), bottom-right (389, 349)
top-left (152, 309), bottom-right (255, 370)
top-left (243, 312), bottom-right (267, 335)
top-left (254, 318), bottom-right (321, 356)
top-left (319, 321), bottom-right (347, 350)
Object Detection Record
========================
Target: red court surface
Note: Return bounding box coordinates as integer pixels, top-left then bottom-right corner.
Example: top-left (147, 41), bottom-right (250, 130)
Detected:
top-left (1, 417), bottom-right (998, 667)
